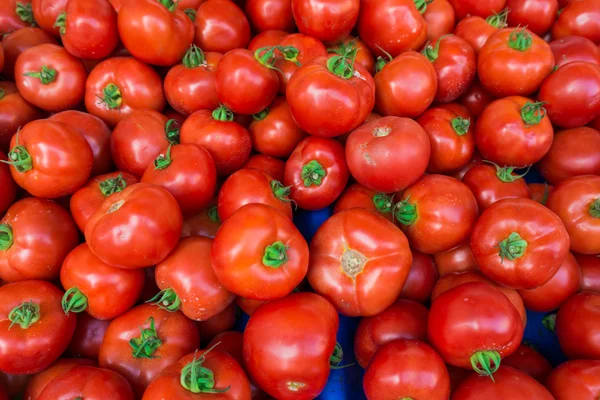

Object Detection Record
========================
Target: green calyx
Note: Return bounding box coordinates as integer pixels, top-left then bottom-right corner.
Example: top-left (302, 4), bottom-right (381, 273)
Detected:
top-left (0, 88), bottom-right (5, 100)
top-left (486, 8), bottom-right (509, 28)
top-left (23, 65), bottom-right (57, 85)
top-left (301, 160), bottom-right (326, 187)
top-left (99, 173), bottom-right (127, 196)
top-left (262, 241), bottom-right (289, 268)
top-left (8, 301), bottom-right (40, 329)
top-left (53, 11), bottom-right (66, 35)
top-left (184, 8), bottom-right (196, 21)
top-left (327, 41), bottom-right (358, 79)
top-left (508, 28), bottom-right (532, 52)
top-left (374, 46), bottom-right (393, 74)
top-left (212, 104), bottom-right (234, 121)
top-left (497, 232), bottom-right (527, 262)
top-left (130, 317), bottom-right (162, 358)
top-left (61, 287), bottom-right (88, 314)
top-left (252, 108), bottom-right (269, 121)
top-left (270, 180), bottom-right (292, 202)
top-left (98, 83), bottom-right (122, 109)
top-left (180, 343), bottom-right (230, 394)
top-left (157, 0), bottom-right (177, 12)
top-left (520, 101), bottom-right (547, 126)
top-left (394, 197), bottom-right (417, 226)
top-left (372, 193), bottom-right (393, 214)
top-left (590, 199), bottom-right (600, 218)
top-left (451, 117), bottom-right (470, 136)
top-left (208, 206), bottom-right (220, 223)
top-left (484, 160), bottom-right (529, 183)
top-left (423, 35), bottom-right (449, 62)
top-left (328, 40), bottom-right (357, 57)
top-left (154, 145), bottom-right (173, 170)
top-left (330, 342), bottom-right (355, 369)
top-left (182, 45), bottom-right (206, 68)
top-left (413, 0), bottom-right (433, 14)
top-left (279, 46), bottom-right (301, 66)
top-left (4, 143), bottom-right (33, 173)
top-left (16, 2), bottom-right (34, 25)
top-left (147, 288), bottom-right (181, 312)
top-left (254, 45), bottom-right (300, 70)
top-left (165, 119), bottom-right (180, 144)
top-left (0, 224), bottom-right (13, 251)
top-left (542, 313), bottom-right (556, 332)
top-left (470, 351), bottom-right (501, 382)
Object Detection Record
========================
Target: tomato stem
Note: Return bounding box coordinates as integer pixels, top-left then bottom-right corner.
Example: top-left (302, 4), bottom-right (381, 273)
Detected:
top-left (62, 287), bottom-right (88, 314)
top-left (157, 0), bottom-right (177, 12)
top-left (542, 313), bottom-right (556, 332)
top-left (520, 101), bottom-right (547, 126)
top-left (0, 88), bottom-right (5, 100)
top-left (252, 107), bottom-right (269, 121)
top-left (254, 46), bottom-right (298, 72)
top-left (180, 343), bottom-right (231, 393)
top-left (8, 301), bottom-right (40, 329)
top-left (374, 45), bottom-right (393, 74)
top-left (483, 160), bottom-right (530, 183)
top-left (23, 65), bottom-right (57, 85)
top-left (330, 342), bottom-right (356, 369)
top-left (184, 8), bottom-right (196, 21)
top-left (301, 160), bottom-right (326, 187)
top-left (0, 224), bottom-right (14, 251)
top-left (54, 11), bottom-right (66, 35)
top-left (327, 44), bottom-right (358, 80)
top-left (394, 197), bottom-right (417, 225)
top-left (182, 45), bottom-right (206, 68)
top-left (154, 145), bottom-right (173, 170)
top-left (99, 83), bottom-right (122, 109)
top-left (539, 183), bottom-right (550, 205)
top-left (413, 0), bottom-right (433, 14)
top-left (470, 351), bottom-right (501, 381)
top-left (451, 117), bottom-right (470, 136)
top-left (422, 34), bottom-right (449, 62)
top-left (146, 288), bottom-right (181, 312)
top-left (164, 119), bottom-right (180, 144)
top-left (341, 248), bottom-right (367, 279)
top-left (590, 199), bottom-right (600, 218)
top-left (207, 206), bottom-right (220, 223)
top-left (497, 232), bottom-right (528, 262)
top-left (130, 317), bottom-right (162, 358)
top-left (372, 193), bottom-right (394, 214)
top-left (328, 40), bottom-right (357, 58)
top-left (486, 8), bottom-right (509, 28)
top-left (508, 28), bottom-right (532, 52)
top-left (3, 143), bottom-right (33, 173)
top-left (270, 180), bottom-right (292, 202)
top-left (98, 173), bottom-right (127, 196)
top-left (211, 104), bottom-right (234, 121)
top-left (262, 241), bottom-right (289, 268)
top-left (16, 2), bottom-right (34, 25)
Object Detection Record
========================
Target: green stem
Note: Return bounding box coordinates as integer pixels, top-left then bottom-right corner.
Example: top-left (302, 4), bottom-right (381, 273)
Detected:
top-left (98, 173), bottom-right (127, 196)
top-left (184, 8), bottom-right (196, 21)
top-left (508, 28), bottom-right (532, 52)
top-left (374, 46), bottom-right (394, 74)
top-left (211, 104), bottom-right (234, 121)
top-left (451, 117), bottom-right (470, 136)
top-left (253, 46), bottom-right (281, 71)
top-left (146, 288), bottom-right (181, 312)
top-left (470, 351), bottom-right (501, 382)
top-left (423, 35), bottom-right (449, 62)
top-left (154, 145), bottom-right (173, 170)
top-left (413, 0), bottom-right (432, 14)
top-left (0, 88), bottom-right (5, 100)
top-left (394, 197), bottom-right (417, 226)
top-left (327, 43), bottom-right (358, 79)
top-left (329, 342), bottom-right (355, 369)
top-left (542, 313), bottom-right (556, 332)
top-left (61, 287), bottom-right (88, 314)
top-left (208, 206), bottom-right (220, 223)
top-left (540, 183), bottom-right (550, 205)
top-left (372, 193), bottom-right (393, 214)
top-left (157, 0), bottom-right (177, 12)
top-left (483, 160), bottom-right (529, 183)
top-left (23, 65), bottom-right (57, 85)
top-left (301, 160), bottom-right (326, 187)
top-left (520, 101), bottom-right (546, 126)
top-left (252, 108), bottom-right (269, 121)
top-left (497, 232), bottom-right (528, 262)
top-left (164, 119), bottom-right (180, 144)
top-left (3, 144), bottom-right (33, 173)
top-left (98, 83), bottom-right (122, 109)
top-left (130, 317), bottom-right (162, 358)
top-left (279, 46), bottom-right (301, 66)
top-left (9, 301), bottom-right (40, 329)
top-left (54, 11), bottom-right (66, 35)
top-left (182, 45), bottom-right (205, 68)
top-left (16, 2), bottom-right (34, 25)
top-left (0, 224), bottom-right (13, 251)
top-left (270, 180), bottom-right (292, 202)
top-left (262, 241), bottom-right (289, 268)
top-left (486, 8), bottom-right (509, 28)
top-left (590, 199), bottom-right (600, 218)
top-left (180, 343), bottom-right (230, 394)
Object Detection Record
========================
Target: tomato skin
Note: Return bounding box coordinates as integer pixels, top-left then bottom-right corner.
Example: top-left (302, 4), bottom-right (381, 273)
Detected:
top-left (0, 152), bottom-right (16, 216)
top-left (433, 242), bottom-right (479, 277)
top-left (538, 61), bottom-right (600, 128)
top-left (246, 0), bottom-right (294, 32)
top-left (308, 208), bottom-right (412, 316)
top-left (552, 0), bottom-right (600, 43)
top-left (0, 281), bottom-right (76, 375)
top-left (454, 16), bottom-right (502, 55)
top-left (181, 203), bottom-right (221, 239)
top-left (291, 0), bottom-right (359, 43)
top-left (423, 0), bottom-right (455, 41)
top-left (550, 36), bottom-right (600, 68)
top-left (85, 183), bottom-right (183, 269)
top-left (1, 27), bottom-right (57, 81)
top-left (546, 175), bottom-right (600, 254)
top-left (243, 292), bottom-right (339, 400)
top-left (275, 33), bottom-right (328, 94)
top-left (576, 253), bottom-right (600, 292)
top-left (207, 331), bottom-right (244, 364)
top-left (502, 344), bottom-right (552, 383)
top-left (346, 117), bottom-right (430, 193)
top-left (236, 297), bottom-right (265, 316)
top-left (458, 79), bottom-right (495, 118)
top-left (247, 29), bottom-right (287, 52)
top-left (194, 0), bottom-right (251, 53)
top-left (354, 299), bottom-right (429, 368)
top-left (196, 301), bottom-right (237, 341)
top-left (399, 251), bottom-right (438, 303)
top-left (0, 82), bottom-right (42, 153)
top-left (24, 358), bottom-right (96, 400)
top-left (556, 291), bottom-right (600, 359)
top-left (0, 0), bottom-right (34, 35)
top-left (66, 313), bottom-right (110, 359)
top-left (31, 0), bottom-right (67, 36)
top-left (528, 183), bottom-right (553, 205)
top-left (463, 164), bottom-right (531, 210)
top-left (333, 183), bottom-right (394, 221)
top-left (546, 360), bottom-right (600, 400)
top-left (506, 0), bottom-right (558, 36)
top-left (328, 36), bottom-right (375, 75)
top-left (38, 366), bottom-right (134, 400)
top-left (448, 0), bottom-right (506, 19)
top-left (471, 198), bottom-right (571, 289)
top-left (375, 51), bottom-right (437, 118)
top-left (242, 155), bottom-right (286, 182)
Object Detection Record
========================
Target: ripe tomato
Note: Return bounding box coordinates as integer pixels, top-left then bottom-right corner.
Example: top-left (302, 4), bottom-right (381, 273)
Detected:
top-left (274, 33), bottom-right (328, 93)
top-left (538, 61), bottom-right (600, 128)
top-left (0, 0), bottom-right (35, 35)
top-left (24, 358), bottom-right (96, 400)
top-left (308, 208), bottom-right (412, 316)
top-left (506, 0), bottom-right (558, 36)
top-left (212, 203), bottom-right (308, 300)
top-left (546, 360), bottom-right (600, 400)
top-left (471, 198), bottom-right (571, 289)
top-left (448, 0), bottom-right (506, 19)
top-left (85, 183), bottom-right (183, 269)
top-left (433, 242), bottom-right (479, 276)
top-left (0, 198), bottom-right (78, 282)
top-left (244, 292), bottom-right (339, 399)
top-left (291, 0), bottom-right (358, 43)
top-left (0, 81), bottom-right (42, 152)
top-left (576, 253), bottom-right (600, 292)
top-left (399, 251), bottom-right (438, 303)
top-left (346, 116), bottom-right (430, 192)
top-left (550, 36), bottom-right (600, 68)
top-left (38, 366), bottom-right (134, 400)
top-left (454, 12), bottom-right (507, 54)
top-left (502, 344), bottom-right (552, 383)
top-left (181, 203), bottom-right (221, 239)
top-left (547, 175), bottom-right (600, 254)
top-left (287, 54), bottom-right (375, 137)
top-left (245, 0), bottom-right (294, 32)
top-left (207, 331), bottom-right (244, 364)
top-left (0, 281), bottom-right (76, 375)
top-left (556, 292), bottom-right (600, 359)
top-left (333, 183), bottom-right (394, 221)
top-left (195, 301), bottom-right (237, 340)
top-left (85, 57), bottom-right (166, 127)
top-left (463, 163), bottom-right (531, 210)
top-left (458, 79), bottom-right (495, 118)
top-left (248, 29), bottom-right (287, 51)
top-left (31, 0), bottom-right (67, 36)
top-left (194, 0), bottom-right (250, 53)
top-left (375, 51), bottom-right (437, 118)
top-left (328, 36), bottom-right (375, 75)
top-left (423, 0), bottom-right (455, 41)
top-left (242, 154), bottom-right (285, 182)
top-left (67, 313), bottom-right (110, 359)
top-left (0, 152), bottom-right (16, 216)
top-left (528, 183), bottom-right (552, 205)
top-left (428, 282), bottom-right (523, 377)
top-left (552, 0), bottom-right (600, 43)
top-left (1, 27), bottom-right (57, 80)
top-left (236, 297), bottom-right (265, 316)
top-left (354, 299), bottom-right (428, 368)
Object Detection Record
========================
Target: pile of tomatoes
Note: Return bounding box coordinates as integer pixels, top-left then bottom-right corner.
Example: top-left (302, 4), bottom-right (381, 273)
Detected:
top-left (1, 0), bottom-right (600, 398)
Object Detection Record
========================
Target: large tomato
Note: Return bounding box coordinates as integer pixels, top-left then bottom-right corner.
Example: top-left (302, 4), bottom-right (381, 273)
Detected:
top-left (400, 251), bottom-right (438, 303)
top-left (333, 183), bottom-right (394, 221)
top-left (552, 0), bottom-right (600, 43)
top-left (0, 0), bottom-right (35, 35)
top-left (0, 152), bottom-right (16, 216)
top-left (194, 0), bottom-right (250, 53)
top-left (423, 0), bottom-right (455, 41)
top-left (0, 81), bottom-right (42, 152)
top-left (24, 358), bottom-right (96, 400)
top-left (31, 0), bottom-right (68, 36)
top-left (550, 36), bottom-right (600, 68)
top-left (576, 253), bottom-right (600, 292)
top-left (506, 0), bottom-right (558, 36)
top-left (556, 292), bottom-right (600, 359)
top-left (454, 12), bottom-right (507, 54)
top-left (308, 208), bottom-right (412, 316)
top-left (291, 0), bottom-right (358, 43)
top-left (448, 0), bottom-right (506, 19)
top-left (1, 27), bottom-right (57, 80)
top-left (433, 242), bottom-right (479, 276)
top-left (546, 360), bottom-right (600, 400)
top-left (463, 163), bottom-right (531, 210)
top-left (502, 344), bottom-right (552, 383)
top-left (66, 313), bottom-right (109, 359)
top-left (246, 0), bottom-right (294, 32)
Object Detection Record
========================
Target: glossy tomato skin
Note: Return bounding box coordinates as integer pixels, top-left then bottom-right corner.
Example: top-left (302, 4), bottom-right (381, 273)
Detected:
top-left (0, 0), bottom-right (34, 35)
top-left (242, 155), bottom-right (286, 182)
top-left (244, 292), bottom-right (339, 400)
top-left (0, 281), bottom-right (76, 375)
top-left (546, 360), bottom-right (600, 400)
top-left (433, 242), bottom-right (479, 276)
top-left (556, 292), bottom-right (600, 359)
top-left (196, 301), bottom-right (237, 341)
top-left (333, 183), bottom-right (394, 221)
top-left (291, 0), bottom-right (358, 43)
top-left (550, 36), bottom-right (600, 68)
top-left (463, 164), bottom-right (531, 210)
top-left (576, 253), bottom-right (600, 292)
top-left (0, 152), bottom-right (16, 216)
top-left (66, 313), bottom-right (110, 359)
top-left (0, 81), bottom-right (42, 152)
top-left (399, 251), bottom-right (438, 303)
top-left (1, 27), bottom-right (57, 80)
top-left (328, 36), bottom-right (376, 75)
top-left (552, 0), bottom-right (600, 43)
top-left (308, 208), bottom-right (413, 316)
top-left (275, 33), bottom-right (328, 94)
top-left (32, 0), bottom-right (67, 36)
top-left (85, 183), bottom-right (183, 269)
top-left (448, 0), bottom-right (506, 19)
top-left (247, 29), bottom-right (288, 52)
top-left (502, 344), bottom-right (552, 383)
top-left (506, 0), bottom-right (558, 36)
top-left (24, 358), bottom-right (96, 400)
top-left (354, 300), bottom-right (429, 368)
top-left (194, 0), bottom-right (251, 53)
top-left (246, 0), bottom-right (294, 32)
top-left (547, 175), bottom-right (600, 254)
top-left (181, 203), bottom-right (221, 239)
top-left (471, 198), bottom-right (571, 289)
top-left (423, 0), bottom-right (455, 41)
top-left (458, 79), bottom-right (495, 118)
top-left (38, 366), bottom-right (134, 400)
top-left (454, 16), bottom-right (503, 54)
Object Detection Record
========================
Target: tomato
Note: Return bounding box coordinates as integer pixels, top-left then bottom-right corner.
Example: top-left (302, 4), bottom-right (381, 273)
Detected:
top-left (196, 301), bottom-right (237, 341)
top-left (0, 82), bottom-right (42, 152)
top-left (67, 313), bottom-right (110, 359)
top-left (291, 0), bottom-right (358, 43)
top-left (1, 27), bottom-right (57, 80)
top-left (55, 0), bottom-right (118, 60)
top-left (308, 208), bottom-right (412, 316)
top-left (546, 360), bottom-right (600, 400)
top-left (0, 152), bottom-right (16, 216)
top-left (287, 54), bottom-right (375, 137)
top-left (181, 204), bottom-right (221, 239)
top-left (85, 57), bottom-right (166, 127)
top-left (547, 175), bottom-right (600, 254)
top-left (502, 344), bottom-right (552, 383)
top-left (471, 198), bottom-right (571, 289)
top-left (242, 155), bottom-right (286, 182)
top-left (528, 183), bottom-right (552, 205)
top-left (556, 291), bottom-right (600, 359)
top-left (454, 12), bottom-right (507, 54)
top-left (194, 0), bottom-right (250, 53)
top-left (433, 242), bottom-right (479, 276)
top-left (85, 183), bottom-right (183, 269)
top-left (458, 79), bottom-right (495, 118)
top-left (538, 61), bottom-right (600, 128)
top-left (212, 203), bottom-right (308, 300)
top-left (333, 183), bottom-right (394, 220)
top-left (423, 0), bottom-right (455, 41)
top-left (399, 251), bottom-right (438, 303)
top-left (244, 292), bottom-right (338, 399)
top-left (475, 96), bottom-right (554, 166)
top-left (463, 163), bottom-right (531, 210)
top-left (550, 36), bottom-right (600, 68)
top-left (576, 253), bottom-right (600, 292)
top-left (0, 0), bottom-right (35, 35)
top-left (328, 36), bottom-right (375, 75)
top-left (15, 43), bottom-right (86, 112)
top-left (246, 0), bottom-right (294, 32)
top-left (236, 297), bottom-right (265, 316)
top-left (428, 282), bottom-right (523, 377)
top-left (449, 0), bottom-right (506, 19)
top-left (274, 33), bottom-right (328, 94)
top-left (552, 0), bottom-right (600, 43)
top-left (346, 117), bottom-right (430, 192)
top-left (31, 0), bottom-right (66, 36)
top-left (180, 108), bottom-right (252, 176)
top-left (506, 0), bottom-right (558, 36)
top-left (38, 366), bottom-right (134, 400)
top-left (247, 29), bottom-right (287, 52)
top-left (207, 331), bottom-right (244, 364)
top-left (452, 366), bottom-right (554, 399)
top-left (375, 51), bottom-right (437, 118)
top-left (0, 281), bottom-right (76, 374)
top-left (354, 299), bottom-right (428, 368)
top-left (24, 358), bottom-right (96, 400)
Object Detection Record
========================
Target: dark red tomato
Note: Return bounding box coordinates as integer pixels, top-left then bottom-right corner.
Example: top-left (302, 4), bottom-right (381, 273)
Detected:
top-left (433, 242), bottom-right (479, 277)
top-left (552, 0), bottom-right (600, 43)
top-left (181, 203), bottom-right (221, 238)
top-left (212, 203), bottom-right (308, 300)
top-left (207, 331), bottom-right (244, 364)
top-left (242, 154), bottom-right (286, 182)
top-left (275, 33), bottom-right (328, 94)
top-left (471, 198), bottom-right (571, 289)
top-left (375, 51), bottom-right (437, 118)
top-left (354, 300), bottom-right (428, 368)
top-left (194, 0), bottom-right (250, 53)
top-left (308, 208), bottom-right (412, 316)
top-left (1, 27), bottom-right (57, 80)
top-left (180, 108), bottom-right (252, 176)
top-left (0, 281), bottom-right (76, 375)
top-left (550, 36), bottom-right (600, 68)
top-left (346, 117), bottom-right (430, 192)
top-left (328, 36), bottom-right (376, 75)
top-left (428, 282), bottom-right (523, 377)
top-left (449, 0), bottom-right (506, 19)
top-left (0, 152), bottom-right (16, 216)
top-left (0, 0), bottom-right (34, 35)
top-left (175, 0), bottom-right (203, 10)
top-left (576, 253), bottom-right (600, 292)
top-left (556, 292), bottom-right (600, 359)
top-left (452, 366), bottom-right (554, 399)
top-left (67, 313), bottom-right (110, 359)
top-left (502, 344), bottom-right (552, 383)
top-left (506, 0), bottom-right (558, 36)
top-left (85, 57), bottom-right (166, 128)
top-left (0, 82), bottom-right (42, 152)
top-left (236, 297), bottom-right (265, 316)
top-left (196, 301), bottom-right (237, 341)
top-left (291, 0), bottom-right (358, 43)
top-left (246, 0), bottom-right (294, 32)
top-left (24, 358), bottom-right (96, 400)
top-left (538, 127), bottom-right (600, 184)
top-left (547, 175), bottom-right (600, 254)
top-left (417, 103), bottom-right (474, 173)
top-left (475, 96), bottom-right (554, 166)
top-left (85, 183), bottom-right (183, 269)
top-left (423, 0), bottom-right (455, 41)
top-left (463, 163), bottom-right (531, 210)
top-left (0, 374), bottom-right (27, 400)
top-left (244, 292), bottom-right (338, 399)
top-left (458, 79), bottom-right (495, 118)
top-left (55, 0), bottom-right (118, 60)
top-left (287, 54), bottom-right (375, 137)
top-left (0, 198), bottom-right (78, 282)
top-left (454, 13), bottom-right (507, 54)
top-left (31, 0), bottom-right (67, 36)
top-left (15, 43), bottom-right (86, 112)
top-left (38, 366), bottom-right (134, 400)
top-left (546, 360), bottom-right (600, 400)
top-left (528, 183), bottom-right (553, 205)
top-left (538, 61), bottom-right (600, 128)
top-left (333, 183), bottom-right (394, 220)
top-left (247, 29), bottom-right (287, 52)
top-left (399, 251), bottom-right (438, 303)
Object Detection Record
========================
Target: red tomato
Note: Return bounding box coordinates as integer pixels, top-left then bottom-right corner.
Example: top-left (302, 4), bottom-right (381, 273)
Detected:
top-left (538, 61), bottom-right (600, 128)
top-left (0, 82), bottom-right (42, 153)
top-left (31, 0), bottom-right (67, 36)
top-left (1, 27), bottom-right (57, 80)
top-left (576, 253), bottom-right (600, 292)
top-left (0, 281), bottom-right (76, 375)
top-left (428, 282), bottom-right (523, 377)
top-left (194, 0), bottom-right (250, 53)
top-left (454, 12), bottom-right (507, 54)
top-left (471, 198), bottom-right (571, 289)
top-left (236, 297), bottom-right (265, 316)
top-left (546, 360), bottom-right (600, 400)
top-left (196, 301), bottom-right (237, 341)
top-left (458, 79), bottom-right (495, 118)
top-left (181, 203), bottom-right (221, 239)
top-left (333, 183), bottom-right (394, 220)
top-left (0, 152), bottom-right (16, 216)
top-left (38, 366), bottom-right (134, 400)
top-left (291, 0), bottom-right (358, 43)
top-left (242, 154), bottom-right (285, 182)
top-left (328, 36), bottom-right (376, 75)
top-left (245, 0), bottom-right (294, 32)
top-left (354, 299), bottom-right (428, 368)
top-left (423, 0), bottom-right (455, 41)
top-left (506, 0), bottom-right (558, 36)
top-left (448, 0), bottom-right (506, 19)
top-left (433, 242), bottom-right (479, 276)
top-left (308, 208), bottom-right (412, 316)
top-left (399, 251), bottom-right (438, 303)
top-left (528, 183), bottom-right (553, 205)
top-left (463, 163), bottom-right (531, 210)
top-left (84, 57), bottom-right (166, 127)
top-left (502, 344), bottom-right (552, 383)
top-left (207, 331), bottom-right (244, 364)
top-left (212, 203), bottom-right (308, 300)
top-left (552, 0), bottom-right (600, 43)
top-left (85, 183), bottom-right (183, 269)
top-left (556, 291), bottom-right (600, 359)
top-left (0, 198), bottom-right (78, 282)
top-left (547, 175), bottom-right (600, 254)
top-left (287, 54), bottom-right (375, 137)
top-left (24, 358), bottom-right (96, 400)
top-left (274, 33), bottom-right (328, 94)
top-left (243, 292), bottom-right (339, 400)
top-left (66, 313), bottom-right (110, 359)
top-left (247, 29), bottom-right (287, 52)
top-left (346, 116), bottom-right (430, 192)
top-left (550, 36), bottom-right (600, 68)
top-left (0, 0), bottom-right (35, 35)
top-left (375, 51), bottom-right (437, 118)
